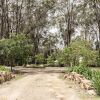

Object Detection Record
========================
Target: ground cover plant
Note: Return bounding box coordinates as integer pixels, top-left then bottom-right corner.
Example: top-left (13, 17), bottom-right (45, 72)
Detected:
top-left (66, 65), bottom-right (100, 96)
top-left (0, 65), bottom-right (14, 84)
top-left (0, 65), bottom-right (10, 72)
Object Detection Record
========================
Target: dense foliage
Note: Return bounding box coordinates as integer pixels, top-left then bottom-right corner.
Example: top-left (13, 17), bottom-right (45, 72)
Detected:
top-left (0, 0), bottom-right (99, 67)
top-left (0, 65), bottom-right (10, 72)
top-left (0, 34), bottom-right (33, 70)
top-left (35, 53), bottom-right (45, 64)
top-left (92, 71), bottom-right (100, 95)
top-left (67, 65), bottom-right (93, 80)
top-left (57, 40), bottom-right (98, 67)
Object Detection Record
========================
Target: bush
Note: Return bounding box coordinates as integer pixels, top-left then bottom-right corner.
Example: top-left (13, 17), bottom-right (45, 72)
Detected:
top-left (67, 65), bottom-right (100, 95)
top-left (0, 66), bottom-right (10, 72)
top-left (0, 33), bottom-right (34, 70)
top-left (61, 40), bottom-right (98, 67)
top-left (35, 53), bottom-right (45, 64)
top-left (96, 57), bottom-right (100, 67)
top-left (92, 71), bottom-right (100, 95)
top-left (67, 65), bottom-right (93, 80)
top-left (56, 51), bottom-right (66, 66)
top-left (47, 54), bottom-right (55, 66)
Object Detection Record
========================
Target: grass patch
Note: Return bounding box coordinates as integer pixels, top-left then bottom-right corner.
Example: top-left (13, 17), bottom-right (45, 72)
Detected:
top-left (92, 71), bottom-right (100, 96)
top-left (66, 65), bottom-right (100, 96)
top-left (66, 65), bottom-right (93, 80)
top-left (0, 65), bottom-right (10, 72)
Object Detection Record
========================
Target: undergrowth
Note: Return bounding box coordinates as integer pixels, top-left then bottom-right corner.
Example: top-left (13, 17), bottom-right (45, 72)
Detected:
top-left (0, 65), bottom-right (10, 72)
top-left (66, 65), bottom-right (100, 96)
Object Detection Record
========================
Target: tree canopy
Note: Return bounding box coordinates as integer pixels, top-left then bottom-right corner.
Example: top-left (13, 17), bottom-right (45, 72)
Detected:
top-left (0, 0), bottom-right (100, 67)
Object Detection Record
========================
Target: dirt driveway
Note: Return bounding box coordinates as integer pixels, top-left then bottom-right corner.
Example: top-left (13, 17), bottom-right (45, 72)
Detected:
top-left (0, 69), bottom-right (98, 100)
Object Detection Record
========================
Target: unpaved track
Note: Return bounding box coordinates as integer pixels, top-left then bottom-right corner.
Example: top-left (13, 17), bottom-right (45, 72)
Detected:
top-left (0, 72), bottom-right (94, 100)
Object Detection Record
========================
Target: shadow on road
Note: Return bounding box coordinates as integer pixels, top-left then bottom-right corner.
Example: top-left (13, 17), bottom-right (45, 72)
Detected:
top-left (13, 67), bottom-right (66, 74)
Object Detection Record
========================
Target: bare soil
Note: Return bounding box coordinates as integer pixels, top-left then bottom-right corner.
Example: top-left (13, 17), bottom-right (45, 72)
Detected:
top-left (0, 67), bottom-right (99, 100)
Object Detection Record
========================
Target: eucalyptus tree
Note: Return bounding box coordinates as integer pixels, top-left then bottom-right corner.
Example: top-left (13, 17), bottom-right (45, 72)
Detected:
top-left (23, 0), bottom-right (57, 55)
top-left (42, 33), bottom-right (58, 57)
top-left (50, 0), bottom-right (78, 47)
top-left (74, 0), bottom-right (100, 57)
top-left (0, 0), bottom-right (10, 38)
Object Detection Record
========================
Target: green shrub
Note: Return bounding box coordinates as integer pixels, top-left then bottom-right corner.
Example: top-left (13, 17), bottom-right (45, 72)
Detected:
top-left (67, 65), bottom-right (93, 80)
top-left (92, 71), bottom-right (100, 95)
top-left (0, 66), bottom-right (10, 72)
top-left (0, 33), bottom-right (34, 70)
top-left (61, 40), bottom-right (98, 67)
top-left (35, 53), bottom-right (45, 64)
top-left (56, 51), bottom-right (66, 66)
top-left (96, 57), bottom-right (100, 67)
top-left (67, 65), bottom-right (100, 95)
top-left (47, 55), bottom-right (55, 66)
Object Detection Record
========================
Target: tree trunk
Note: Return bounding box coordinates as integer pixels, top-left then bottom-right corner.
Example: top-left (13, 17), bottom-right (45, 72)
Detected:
top-left (93, 0), bottom-right (100, 57)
